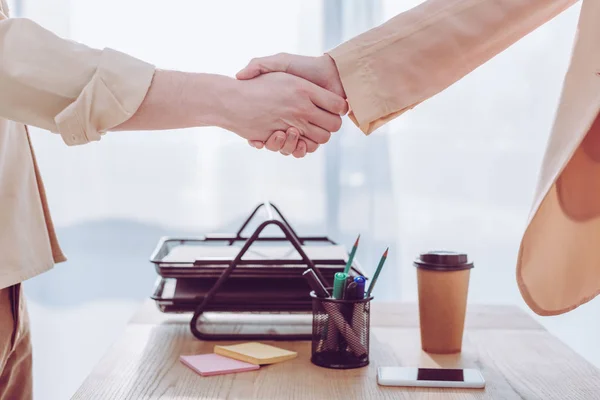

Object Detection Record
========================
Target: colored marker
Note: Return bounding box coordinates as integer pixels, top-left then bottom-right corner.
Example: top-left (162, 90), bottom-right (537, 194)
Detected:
top-left (345, 282), bottom-right (357, 300)
top-left (366, 248), bottom-right (389, 297)
top-left (353, 276), bottom-right (366, 299)
top-left (345, 275), bottom-right (355, 291)
top-left (343, 234), bottom-right (360, 275)
top-left (333, 272), bottom-right (348, 299)
top-left (351, 276), bottom-right (368, 344)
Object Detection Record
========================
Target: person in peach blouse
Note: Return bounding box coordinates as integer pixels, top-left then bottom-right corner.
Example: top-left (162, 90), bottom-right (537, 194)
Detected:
top-left (247, 0), bottom-right (600, 320)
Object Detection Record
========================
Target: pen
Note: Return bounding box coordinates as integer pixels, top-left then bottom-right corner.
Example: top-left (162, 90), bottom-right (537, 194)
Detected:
top-left (343, 281), bottom-right (358, 335)
top-left (350, 276), bottom-right (367, 343)
top-left (308, 270), bottom-right (366, 356)
top-left (304, 269), bottom-right (335, 351)
top-left (345, 281), bottom-right (357, 300)
top-left (322, 301), bottom-right (367, 356)
top-left (366, 248), bottom-right (389, 297)
top-left (303, 269), bottom-right (330, 298)
top-left (353, 276), bottom-right (366, 299)
top-left (343, 235), bottom-right (360, 275)
top-left (345, 275), bottom-right (355, 292)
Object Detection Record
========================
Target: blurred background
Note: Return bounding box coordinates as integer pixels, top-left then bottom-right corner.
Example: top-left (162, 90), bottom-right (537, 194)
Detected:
top-left (6, 0), bottom-right (598, 398)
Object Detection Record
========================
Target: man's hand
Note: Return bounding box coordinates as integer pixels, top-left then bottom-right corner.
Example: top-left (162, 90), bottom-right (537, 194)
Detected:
top-left (222, 71), bottom-right (347, 144)
top-left (115, 70), bottom-right (344, 155)
top-left (236, 53), bottom-right (346, 155)
top-left (252, 127), bottom-right (309, 158)
top-left (249, 126), bottom-right (320, 158)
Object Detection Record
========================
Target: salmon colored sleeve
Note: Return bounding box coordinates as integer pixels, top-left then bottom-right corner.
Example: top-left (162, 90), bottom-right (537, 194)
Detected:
top-left (0, 18), bottom-right (155, 145)
top-left (327, 0), bottom-right (578, 135)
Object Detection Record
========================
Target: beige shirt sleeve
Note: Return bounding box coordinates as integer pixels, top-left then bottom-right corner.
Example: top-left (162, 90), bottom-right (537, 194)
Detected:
top-left (0, 17), bottom-right (156, 145)
top-left (328, 0), bottom-right (578, 135)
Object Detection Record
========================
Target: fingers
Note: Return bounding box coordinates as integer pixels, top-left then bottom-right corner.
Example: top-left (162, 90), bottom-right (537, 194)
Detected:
top-left (250, 133), bottom-right (316, 158)
top-left (248, 140), bottom-right (265, 149)
top-left (264, 131), bottom-right (287, 152)
top-left (292, 140), bottom-right (307, 158)
top-left (306, 83), bottom-right (349, 116)
top-left (280, 127), bottom-right (300, 156)
top-left (236, 64), bottom-right (262, 80)
top-left (249, 131), bottom-right (317, 160)
top-left (236, 53), bottom-right (290, 80)
top-left (308, 108), bottom-right (343, 134)
top-left (300, 137), bottom-right (319, 153)
top-left (304, 123), bottom-right (331, 146)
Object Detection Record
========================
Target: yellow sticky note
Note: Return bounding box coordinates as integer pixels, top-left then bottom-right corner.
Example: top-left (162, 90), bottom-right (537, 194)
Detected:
top-left (214, 342), bottom-right (297, 365)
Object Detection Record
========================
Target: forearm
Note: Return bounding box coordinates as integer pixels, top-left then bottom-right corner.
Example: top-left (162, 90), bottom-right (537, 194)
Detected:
top-left (0, 17), bottom-right (237, 135)
top-left (329, 0), bottom-right (578, 134)
top-left (113, 70), bottom-right (236, 131)
top-left (0, 17), bottom-right (155, 145)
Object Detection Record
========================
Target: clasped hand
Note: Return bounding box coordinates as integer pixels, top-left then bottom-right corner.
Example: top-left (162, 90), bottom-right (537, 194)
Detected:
top-left (234, 53), bottom-right (345, 158)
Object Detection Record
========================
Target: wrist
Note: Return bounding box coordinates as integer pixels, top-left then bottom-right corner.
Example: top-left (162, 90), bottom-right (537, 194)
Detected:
top-left (184, 73), bottom-right (239, 129)
top-left (320, 54), bottom-right (346, 98)
top-left (112, 69), bottom-right (240, 132)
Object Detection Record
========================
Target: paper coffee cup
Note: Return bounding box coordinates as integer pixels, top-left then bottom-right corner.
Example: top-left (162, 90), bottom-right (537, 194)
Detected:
top-left (414, 251), bottom-right (473, 354)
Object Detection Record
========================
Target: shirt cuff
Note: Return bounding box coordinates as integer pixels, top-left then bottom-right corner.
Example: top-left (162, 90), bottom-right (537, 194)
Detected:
top-left (54, 48), bottom-right (155, 146)
top-left (328, 41), bottom-right (418, 135)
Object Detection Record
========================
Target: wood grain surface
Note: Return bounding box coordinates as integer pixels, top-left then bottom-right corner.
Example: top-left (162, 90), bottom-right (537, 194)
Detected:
top-left (72, 301), bottom-right (599, 399)
top-left (129, 300), bottom-right (544, 330)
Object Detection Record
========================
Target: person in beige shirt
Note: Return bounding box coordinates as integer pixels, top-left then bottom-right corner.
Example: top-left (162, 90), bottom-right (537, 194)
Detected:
top-left (243, 0), bottom-right (600, 319)
top-left (0, 2), bottom-right (349, 397)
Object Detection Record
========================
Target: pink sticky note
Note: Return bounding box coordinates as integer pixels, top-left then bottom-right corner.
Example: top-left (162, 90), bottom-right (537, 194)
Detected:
top-left (180, 353), bottom-right (260, 377)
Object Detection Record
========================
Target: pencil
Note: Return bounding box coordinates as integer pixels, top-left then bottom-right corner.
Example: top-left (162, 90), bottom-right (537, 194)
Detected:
top-left (366, 248), bottom-right (388, 297)
top-left (343, 234), bottom-right (360, 275)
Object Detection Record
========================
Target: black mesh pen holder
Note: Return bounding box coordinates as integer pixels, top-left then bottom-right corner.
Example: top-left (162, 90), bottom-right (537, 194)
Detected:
top-left (310, 291), bottom-right (372, 369)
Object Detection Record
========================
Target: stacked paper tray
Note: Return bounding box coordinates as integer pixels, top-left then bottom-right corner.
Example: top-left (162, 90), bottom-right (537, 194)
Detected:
top-left (151, 238), bottom-right (357, 277)
top-left (148, 202), bottom-right (368, 340)
top-left (150, 237), bottom-right (365, 314)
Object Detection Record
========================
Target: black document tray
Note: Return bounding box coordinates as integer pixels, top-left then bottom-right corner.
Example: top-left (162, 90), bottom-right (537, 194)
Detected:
top-left (148, 202), bottom-right (365, 341)
top-left (152, 277), bottom-right (317, 313)
top-left (151, 241), bottom-right (355, 278)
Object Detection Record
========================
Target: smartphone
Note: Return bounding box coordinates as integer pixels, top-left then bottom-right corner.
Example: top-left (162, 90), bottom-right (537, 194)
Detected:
top-left (377, 367), bottom-right (485, 389)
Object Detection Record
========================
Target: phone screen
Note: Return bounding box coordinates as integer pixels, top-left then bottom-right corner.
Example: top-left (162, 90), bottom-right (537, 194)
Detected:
top-left (416, 368), bottom-right (464, 381)
top-left (378, 366), bottom-right (485, 387)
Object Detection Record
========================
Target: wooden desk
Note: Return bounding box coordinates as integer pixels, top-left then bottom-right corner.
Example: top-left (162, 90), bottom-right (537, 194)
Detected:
top-left (73, 301), bottom-right (600, 399)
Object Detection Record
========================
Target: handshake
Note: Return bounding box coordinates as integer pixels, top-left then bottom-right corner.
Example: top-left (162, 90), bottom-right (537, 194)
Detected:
top-left (231, 53), bottom-right (347, 159)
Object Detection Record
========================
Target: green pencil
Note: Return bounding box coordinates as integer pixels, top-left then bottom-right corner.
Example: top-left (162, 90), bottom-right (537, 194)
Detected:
top-left (343, 234), bottom-right (360, 275)
top-left (366, 247), bottom-right (389, 297)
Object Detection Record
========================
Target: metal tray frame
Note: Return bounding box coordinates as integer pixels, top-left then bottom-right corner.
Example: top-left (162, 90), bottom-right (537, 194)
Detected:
top-left (148, 202), bottom-right (358, 341)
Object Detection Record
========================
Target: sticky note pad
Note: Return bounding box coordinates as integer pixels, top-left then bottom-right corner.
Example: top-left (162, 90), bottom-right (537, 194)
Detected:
top-left (180, 353), bottom-right (259, 377)
top-left (214, 342), bottom-right (297, 365)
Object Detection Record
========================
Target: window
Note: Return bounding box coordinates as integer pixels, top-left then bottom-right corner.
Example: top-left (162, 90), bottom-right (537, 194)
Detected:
top-left (12, 2), bottom-right (599, 399)
top-left (22, 2), bottom-right (395, 398)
